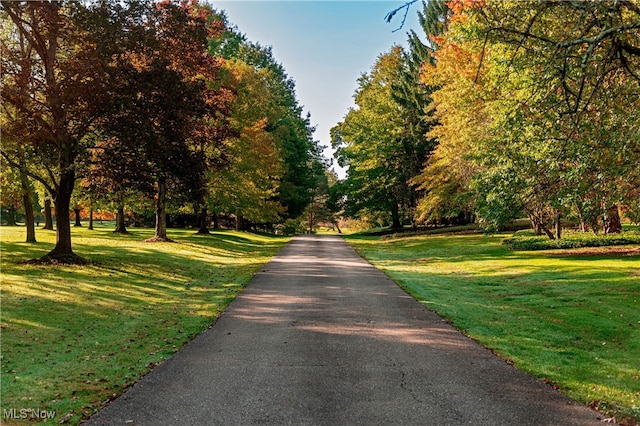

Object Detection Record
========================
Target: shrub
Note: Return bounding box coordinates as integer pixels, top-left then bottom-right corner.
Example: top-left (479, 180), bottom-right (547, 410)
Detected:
top-left (502, 231), bottom-right (640, 250)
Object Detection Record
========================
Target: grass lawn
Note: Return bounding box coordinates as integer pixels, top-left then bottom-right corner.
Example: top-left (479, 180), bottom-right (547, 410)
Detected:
top-left (345, 233), bottom-right (640, 425)
top-left (0, 224), bottom-right (289, 425)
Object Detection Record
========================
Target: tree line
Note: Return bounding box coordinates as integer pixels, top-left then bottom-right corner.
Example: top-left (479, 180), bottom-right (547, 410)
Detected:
top-left (1, 0), bottom-right (327, 262)
top-left (332, 0), bottom-right (639, 238)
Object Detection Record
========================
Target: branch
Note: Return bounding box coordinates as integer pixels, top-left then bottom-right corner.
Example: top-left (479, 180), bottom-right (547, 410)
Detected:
top-left (619, 50), bottom-right (640, 82)
top-left (0, 149), bottom-right (55, 196)
top-left (385, 0), bottom-right (418, 33)
top-left (474, 32), bottom-right (489, 84)
top-left (557, 22), bottom-right (640, 49)
top-left (622, 42), bottom-right (640, 56)
top-left (487, 26), bottom-right (555, 46)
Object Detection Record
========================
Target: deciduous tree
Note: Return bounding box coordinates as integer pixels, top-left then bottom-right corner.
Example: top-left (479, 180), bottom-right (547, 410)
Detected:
top-left (419, 0), bottom-right (640, 236)
top-left (334, 46), bottom-right (425, 228)
top-left (1, 1), bottom-right (112, 261)
top-left (209, 17), bottom-right (325, 227)
top-left (96, 0), bottom-right (234, 241)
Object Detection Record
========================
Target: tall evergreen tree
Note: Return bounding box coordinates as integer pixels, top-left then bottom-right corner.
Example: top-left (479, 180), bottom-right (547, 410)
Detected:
top-left (390, 1), bottom-right (447, 224)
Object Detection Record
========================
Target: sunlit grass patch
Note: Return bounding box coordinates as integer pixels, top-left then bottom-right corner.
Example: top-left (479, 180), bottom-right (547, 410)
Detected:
top-left (345, 233), bottom-right (640, 424)
top-left (1, 224), bottom-right (289, 425)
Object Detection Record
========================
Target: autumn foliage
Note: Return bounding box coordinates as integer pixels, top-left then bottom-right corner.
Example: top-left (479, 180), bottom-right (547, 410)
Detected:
top-left (1, 0), bottom-right (325, 259)
top-left (334, 0), bottom-right (638, 237)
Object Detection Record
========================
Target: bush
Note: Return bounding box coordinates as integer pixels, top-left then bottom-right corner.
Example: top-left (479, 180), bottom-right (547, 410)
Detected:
top-left (276, 218), bottom-right (306, 235)
top-left (502, 231), bottom-right (640, 250)
top-left (381, 224), bottom-right (481, 240)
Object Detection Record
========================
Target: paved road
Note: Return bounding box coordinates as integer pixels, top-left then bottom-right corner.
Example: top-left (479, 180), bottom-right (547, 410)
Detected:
top-left (87, 235), bottom-right (607, 425)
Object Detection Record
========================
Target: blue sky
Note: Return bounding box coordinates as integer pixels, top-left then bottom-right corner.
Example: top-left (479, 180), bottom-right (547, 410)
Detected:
top-left (211, 0), bottom-right (423, 175)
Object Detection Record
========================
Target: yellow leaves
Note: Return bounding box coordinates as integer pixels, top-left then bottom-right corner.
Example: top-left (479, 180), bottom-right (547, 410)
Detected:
top-left (415, 10), bottom-right (492, 219)
top-left (420, 62), bottom-right (438, 86)
top-left (211, 59), bottom-right (285, 220)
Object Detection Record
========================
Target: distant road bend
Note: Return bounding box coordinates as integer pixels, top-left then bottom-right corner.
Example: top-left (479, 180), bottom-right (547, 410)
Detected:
top-left (87, 235), bottom-right (607, 426)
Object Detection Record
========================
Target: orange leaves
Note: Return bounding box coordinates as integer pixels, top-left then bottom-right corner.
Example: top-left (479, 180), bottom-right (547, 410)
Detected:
top-left (420, 38), bottom-right (484, 87)
top-left (448, 0), bottom-right (486, 16)
top-left (415, 3), bottom-right (492, 221)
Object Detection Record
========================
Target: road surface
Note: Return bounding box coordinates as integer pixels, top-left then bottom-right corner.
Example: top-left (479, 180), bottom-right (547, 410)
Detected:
top-left (86, 235), bottom-right (607, 425)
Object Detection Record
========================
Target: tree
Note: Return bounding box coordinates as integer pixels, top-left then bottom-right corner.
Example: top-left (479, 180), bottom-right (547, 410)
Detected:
top-left (472, 0), bottom-right (640, 234)
top-left (304, 169), bottom-right (343, 234)
top-left (390, 0), bottom-right (445, 226)
top-left (333, 2), bottom-right (447, 229)
top-left (474, 0), bottom-right (640, 116)
top-left (333, 46), bottom-right (417, 228)
top-left (208, 59), bottom-right (285, 230)
top-left (1, 2), bottom-right (113, 262)
top-left (80, 135), bottom-right (151, 234)
top-left (0, 162), bottom-right (22, 227)
top-left (209, 16), bottom-right (326, 227)
top-left (410, 0), bottom-right (482, 226)
top-left (95, 0), bottom-right (234, 241)
top-left (0, 133), bottom-right (38, 241)
top-left (418, 0), bottom-right (640, 236)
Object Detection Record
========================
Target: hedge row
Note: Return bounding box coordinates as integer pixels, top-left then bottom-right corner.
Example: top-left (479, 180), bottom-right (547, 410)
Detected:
top-left (502, 231), bottom-right (640, 251)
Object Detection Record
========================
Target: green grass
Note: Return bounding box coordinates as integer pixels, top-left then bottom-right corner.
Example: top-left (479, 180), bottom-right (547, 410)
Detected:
top-left (345, 233), bottom-right (640, 424)
top-left (0, 224), bottom-right (289, 425)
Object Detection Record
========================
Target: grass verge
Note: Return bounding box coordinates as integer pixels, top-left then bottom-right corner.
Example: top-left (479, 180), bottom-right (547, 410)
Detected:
top-left (345, 233), bottom-right (640, 425)
top-left (1, 224), bottom-right (289, 425)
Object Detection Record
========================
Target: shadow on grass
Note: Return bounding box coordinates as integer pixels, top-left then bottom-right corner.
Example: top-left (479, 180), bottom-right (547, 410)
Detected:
top-left (0, 227), bottom-right (288, 424)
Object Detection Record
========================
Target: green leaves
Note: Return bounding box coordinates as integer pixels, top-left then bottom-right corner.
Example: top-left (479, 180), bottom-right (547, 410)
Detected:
top-left (208, 16), bottom-right (325, 225)
top-left (419, 0), bottom-right (640, 235)
top-left (334, 45), bottom-right (433, 228)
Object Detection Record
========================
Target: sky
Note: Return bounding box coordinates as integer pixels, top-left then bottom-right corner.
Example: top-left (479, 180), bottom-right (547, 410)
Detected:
top-left (212, 0), bottom-right (423, 176)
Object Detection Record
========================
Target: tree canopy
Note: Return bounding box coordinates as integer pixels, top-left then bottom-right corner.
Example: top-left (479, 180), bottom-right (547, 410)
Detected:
top-left (333, 0), bottom-right (639, 236)
top-left (1, 0), bottom-right (328, 261)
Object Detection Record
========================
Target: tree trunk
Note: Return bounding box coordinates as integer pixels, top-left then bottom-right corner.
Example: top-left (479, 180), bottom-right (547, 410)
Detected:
top-left (4, 206), bottom-right (18, 226)
top-left (43, 198), bottom-right (53, 230)
top-left (604, 204), bottom-right (622, 234)
top-left (212, 213), bottom-right (219, 230)
top-left (534, 212), bottom-right (555, 240)
top-left (236, 214), bottom-right (244, 232)
top-left (149, 179), bottom-right (171, 242)
top-left (334, 221), bottom-right (342, 234)
top-left (529, 215), bottom-right (542, 236)
top-left (114, 202), bottom-right (128, 234)
top-left (579, 219), bottom-right (589, 233)
top-left (45, 170), bottom-right (82, 262)
top-left (74, 208), bottom-right (82, 226)
top-left (554, 210), bottom-right (562, 240)
top-left (576, 208), bottom-right (589, 232)
top-left (466, 211), bottom-right (475, 225)
top-left (197, 206), bottom-right (210, 234)
top-left (390, 202), bottom-right (402, 229)
top-left (20, 171), bottom-right (36, 243)
top-left (88, 198), bottom-right (94, 230)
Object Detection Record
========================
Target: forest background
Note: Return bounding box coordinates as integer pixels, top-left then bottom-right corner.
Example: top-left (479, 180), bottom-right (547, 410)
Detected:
top-left (2, 0), bottom-right (639, 263)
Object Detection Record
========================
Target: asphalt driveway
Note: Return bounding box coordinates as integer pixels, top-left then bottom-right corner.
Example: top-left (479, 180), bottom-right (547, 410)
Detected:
top-left (86, 235), bottom-right (607, 425)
